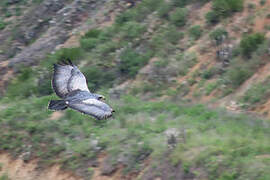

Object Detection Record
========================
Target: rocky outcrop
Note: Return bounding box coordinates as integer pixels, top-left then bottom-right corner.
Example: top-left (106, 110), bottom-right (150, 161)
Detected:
top-left (7, 0), bottom-right (109, 68)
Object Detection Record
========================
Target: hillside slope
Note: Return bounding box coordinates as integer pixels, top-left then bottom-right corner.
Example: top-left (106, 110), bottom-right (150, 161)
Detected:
top-left (0, 0), bottom-right (270, 180)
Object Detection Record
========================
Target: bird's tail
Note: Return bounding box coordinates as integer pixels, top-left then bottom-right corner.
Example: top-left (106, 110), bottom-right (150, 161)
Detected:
top-left (48, 100), bottom-right (68, 111)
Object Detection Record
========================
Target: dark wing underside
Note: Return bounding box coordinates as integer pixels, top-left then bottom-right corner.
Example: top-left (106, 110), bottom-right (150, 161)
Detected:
top-left (52, 60), bottom-right (90, 98)
top-left (68, 98), bottom-right (113, 120)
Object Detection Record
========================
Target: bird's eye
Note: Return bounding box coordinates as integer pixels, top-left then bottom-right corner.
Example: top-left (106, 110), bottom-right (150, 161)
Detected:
top-left (98, 96), bottom-right (105, 101)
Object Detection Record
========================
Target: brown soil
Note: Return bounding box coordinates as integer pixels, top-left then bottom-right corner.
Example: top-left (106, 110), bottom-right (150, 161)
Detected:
top-left (178, 0), bottom-right (270, 113)
top-left (218, 61), bottom-right (270, 111)
top-left (92, 153), bottom-right (123, 180)
top-left (50, 111), bottom-right (64, 120)
top-left (0, 61), bottom-right (13, 93)
top-left (0, 153), bottom-right (82, 180)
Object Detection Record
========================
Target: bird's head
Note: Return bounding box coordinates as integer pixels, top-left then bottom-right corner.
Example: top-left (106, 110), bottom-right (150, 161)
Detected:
top-left (92, 93), bottom-right (106, 101)
top-left (97, 95), bottom-right (106, 101)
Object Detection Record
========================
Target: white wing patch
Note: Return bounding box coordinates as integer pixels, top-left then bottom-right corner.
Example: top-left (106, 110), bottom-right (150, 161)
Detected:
top-left (82, 98), bottom-right (103, 105)
top-left (68, 74), bottom-right (90, 92)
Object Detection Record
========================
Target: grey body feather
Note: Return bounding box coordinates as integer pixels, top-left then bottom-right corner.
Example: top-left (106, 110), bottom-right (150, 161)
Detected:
top-left (49, 60), bottom-right (114, 120)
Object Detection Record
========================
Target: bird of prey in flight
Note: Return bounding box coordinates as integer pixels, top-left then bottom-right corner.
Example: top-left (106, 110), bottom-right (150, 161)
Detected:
top-left (48, 60), bottom-right (115, 120)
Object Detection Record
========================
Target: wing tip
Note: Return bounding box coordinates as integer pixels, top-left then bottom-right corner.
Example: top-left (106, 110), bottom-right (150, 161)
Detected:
top-left (56, 59), bottom-right (74, 66)
top-left (67, 58), bottom-right (74, 66)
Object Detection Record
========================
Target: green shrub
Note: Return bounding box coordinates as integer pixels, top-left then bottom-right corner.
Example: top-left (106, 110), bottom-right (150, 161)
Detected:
top-left (97, 27), bottom-right (115, 42)
top-left (201, 67), bottom-right (217, 79)
top-left (36, 74), bottom-right (53, 96)
top-left (240, 33), bottom-right (265, 58)
top-left (241, 77), bottom-right (270, 107)
top-left (205, 81), bottom-right (219, 95)
top-left (205, 11), bottom-right (219, 24)
top-left (177, 52), bottom-right (197, 76)
top-left (154, 59), bottom-right (169, 68)
top-left (96, 41), bottom-right (119, 56)
top-left (120, 21), bottom-right (146, 40)
top-left (226, 0), bottom-right (244, 12)
top-left (33, 0), bottom-right (44, 4)
top-left (133, 6), bottom-right (151, 22)
top-left (225, 65), bottom-right (252, 88)
top-left (55, 47), bottom-right (83, 61)
top-left (150, 26), bottom-right (184, 51)
top-left (83, 29), bottom-right (102, 39)
top-left (206, 0), bottom-right (244, 24)
top-left (119, 48), bottom-right (150, 77)
top-left (81, 66), bottom-right (116, 90)
top-left (157, 2), bottom-right (172, 18)
top-left (172, 0), bottom-right (210, 7)
top-left (247, 3), bottom-right (256, 10)
top-left (80, 38), bottom-right (98, 50)
top-left (150, 32), bottom-right (167, 51)
top-left (115, 10), bottom-right (135, 25)
top-left (0, 18), bottom-right (7, 30)
top-left (125, 0), bottom-right (164, 23)
top-left (171, 0), bottom-right (188, 7)
top-left (169, 8), bottom-right (188, 27)
top-left (209, 28), bottom-right (228, 45)
top-left (6, 67), bottom-right (37, 99)
top-left (0, 173), bottom-right (9, 180)
top-left (188, 25), bottom-right (202, 40)
top-left (260, 0), bottom-right (266, 6)
top-left (141, 0), bottom-right (164, 12)
top-left (212, 0), bottom-right (243, 17)
top-left (15, 6), bottom-right (21, 16)
top-left (80, 29), bottom-right (102, 50)
top-left (166, 26), bottom-right (184, 44)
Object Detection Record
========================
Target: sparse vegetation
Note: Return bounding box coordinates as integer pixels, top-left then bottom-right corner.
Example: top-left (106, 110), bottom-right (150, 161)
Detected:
top-left (205, 11), bottom-right (219, 24)
top-left (177, 51), bottom-right (198, 76)
top-left (260, 0), bottom-right (267, 6)
top-left (209, 28), bottom-right (228, 45)
top-left (206, 0), bottom-right (244, 24)
top-left (241, 76), bottom-right (270, 108)
top-left (188, 25), bottom-right (202, 40)
top-left (224, 63), bottom-right (253, 88)
top-left (1, 94), bottom-right (269, 179)
top-left (205, 81), bottom-right (219, 95)
top-left (0, 174), bottom-right (9, 180)
top-left (213, 0), bottom-right (244, 16)
top-left (1, 0), bottom-right (270, 179)
top-left (80, 38), bottom-right (98, 50)
top-left (120, 21), bottom-right (146, 40)
top-left (0, 18), bottom-right (7, 30)
top-left (240, 33), bottom-right (265, 58)
top-left (201, 67), bottom-right (218, 80)
top-left (83, 29), bottom-right (102, 39)
top-left (119, 48), bottom-right (151, 77)
top-left (247, 3), bottom-right (256, 10)
top-left (169, 8), bottom-right (188, 27)
top-left (157, 2), bottom-right (172, 18)
top-left (166, 25), bottom-right (184, 44)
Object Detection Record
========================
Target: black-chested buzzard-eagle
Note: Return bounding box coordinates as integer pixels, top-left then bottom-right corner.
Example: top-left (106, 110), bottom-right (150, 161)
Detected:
top-left (48, 60), bottom-right (114, 120)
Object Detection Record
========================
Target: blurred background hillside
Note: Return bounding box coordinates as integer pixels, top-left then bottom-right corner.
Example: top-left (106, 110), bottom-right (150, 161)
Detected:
top-left (0, 0), bottom-right (270, 179)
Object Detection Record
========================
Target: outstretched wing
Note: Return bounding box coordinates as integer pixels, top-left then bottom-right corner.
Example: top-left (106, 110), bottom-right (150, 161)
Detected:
top-left (52, 60), bottom-right (90, 98)
top-left (68, 98), bottom-right (113, 120)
